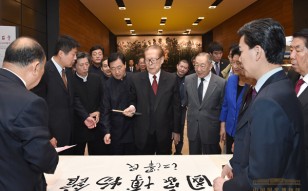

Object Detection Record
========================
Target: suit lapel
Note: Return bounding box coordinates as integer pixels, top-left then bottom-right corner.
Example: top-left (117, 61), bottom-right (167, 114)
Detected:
top-left (48, 61), bottom-right (69, 91)
top-left (153, 71), bottom-right (166, 111)
top-left (190, 74), bottom-right (200, 106)
top-left (201, 74), bottom-right (217, 108)
top-left (141, 72), bottom-right (151, 101)
top-left (299, 87), bottom-right (308, 106)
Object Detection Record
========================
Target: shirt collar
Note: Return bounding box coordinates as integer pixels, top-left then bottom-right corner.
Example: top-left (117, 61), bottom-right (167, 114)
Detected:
top-left (2, 67), bottom-right (27, 87)
top-left (76, 72), bottom-right (88, 82)
top-left (255, 67), bottom-right (283, 92)
top-left (149, 70), bottom-right (161, 81)
top-left (52, 56), bottom-right (65, 75)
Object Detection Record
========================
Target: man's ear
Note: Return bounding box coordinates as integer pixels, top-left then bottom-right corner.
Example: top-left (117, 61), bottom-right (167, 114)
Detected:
top-left (32, 61), bottom-right (41, 75)
top-left (254, 45), bottom-right (263, 61)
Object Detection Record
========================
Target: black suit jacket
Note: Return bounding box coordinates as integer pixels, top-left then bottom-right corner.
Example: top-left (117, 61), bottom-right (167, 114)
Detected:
top-left (211, 58), bottom-right (229, 78)
top-left (0, 69), bottom-right (58, 191)
top-left (102, 73), bottom-right (134, 144)
top-left (126, 66), bottom-right (137, 73)
top-left (129, 71), bottom-right (181, 150)
top-left (298, 81), bottom-right (308, 183)
top-left (224, 70), bottom-right (306, 190)
top-left (32, 60), bottom-right (75, 147)
top-left (72, 73), bottom-right (104, 142)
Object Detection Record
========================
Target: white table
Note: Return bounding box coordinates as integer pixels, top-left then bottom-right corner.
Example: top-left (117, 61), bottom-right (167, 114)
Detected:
top-left (46, 155), bottom-right (232, 191)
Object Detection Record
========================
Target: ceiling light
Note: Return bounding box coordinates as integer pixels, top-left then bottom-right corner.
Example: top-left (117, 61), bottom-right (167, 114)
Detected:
top-left (183, 29), bottom-right (191, 35)
top-left (115, 0), bottom-right (126, 10)
top-left (124, 18), bottom-right (132, 26)
top-left (130, 30), bottom-right (136, 35)
top-left (192, 17), bottom-right (205, 26)
top-left (160, 17), bottom-right (167, 25)
top-left (164, 0), bottom-right (173, 9)
top-left (209, 0), bottom-right (223, 9)
top-left (158, 29), bottom-right (163, 34)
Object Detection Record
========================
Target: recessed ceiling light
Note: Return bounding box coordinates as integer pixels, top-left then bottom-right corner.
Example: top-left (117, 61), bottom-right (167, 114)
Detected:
top-left (164, 0), bottom-right (173, 9)
top-left (183, 29), bottom-right (191, 34)
top-left (160, 17), bottom-right (167, 25)
top-left (130, 30), bottom-right (136, 35)
top-left (124, 18), bottom-right (132, 26)
top-left (209, 0), bottom-right (223, 9)
top-left (115, 0), bottom-right (126, 10)
top-left (192, 17), bottom-right (205, 26)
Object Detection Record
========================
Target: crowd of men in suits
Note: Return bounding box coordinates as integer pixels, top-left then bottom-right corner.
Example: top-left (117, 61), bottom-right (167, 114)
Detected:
top-left (1, 17), bottom-right (308, 190)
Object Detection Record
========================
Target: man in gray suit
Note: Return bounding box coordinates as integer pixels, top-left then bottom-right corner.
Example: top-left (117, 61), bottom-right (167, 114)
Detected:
top-left (185, 52), bottom-right (226, 154)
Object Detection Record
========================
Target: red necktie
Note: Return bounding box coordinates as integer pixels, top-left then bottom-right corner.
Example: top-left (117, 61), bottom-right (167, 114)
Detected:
top-left (295, 79), bottom-right (305, 94)
top-left (152, 75), bottom-right (158, 95)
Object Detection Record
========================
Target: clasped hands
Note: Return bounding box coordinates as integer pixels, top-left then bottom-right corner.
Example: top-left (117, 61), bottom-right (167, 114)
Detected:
top-left (84, 111), bottom-right (100, 129)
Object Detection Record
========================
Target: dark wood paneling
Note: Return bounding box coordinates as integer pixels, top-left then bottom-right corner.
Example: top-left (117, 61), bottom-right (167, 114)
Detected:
top-left (1, 0), bottom-right (21, 25)
top-left (22, 5), bottom-right (46, 32)
top-left (293, 0), bottom-right (308, 32)
top-left (22, 26), bottom-right (47, 50)
top-left (211, 0), bottom-right (293, 57)
top-left (59, 0), bottom-right (111, 56)
top-left (22, 0), bottom-right (46, 15)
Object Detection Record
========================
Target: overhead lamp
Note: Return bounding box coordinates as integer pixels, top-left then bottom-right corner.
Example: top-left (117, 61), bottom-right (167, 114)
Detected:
top-left (158, 29), bottom-right (163, 34)
top-left (130, 30), bottom-right (136, 35)
top-left (209, 0), bottom-right (223, 9)
top-left (182, 29), bottom-right (191, 35)
top-left (124, 18), bottom-right (132, 26)
top-left (160, 17), bottom-right (167, 26)
top-left (192, 17), bottom-right (205, 25)
top-left (164, 0), bottom-right (173, 9)
top-left (115, 0), bottom-right (126, 10)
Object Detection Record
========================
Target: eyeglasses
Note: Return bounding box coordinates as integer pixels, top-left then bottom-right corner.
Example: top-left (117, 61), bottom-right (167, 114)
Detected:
top-left (110, 65), bottom-right (123, 71)
top-left (145, 57), bottom-right (162, 64)
top-left (194, 64), bottom-right (207, 69)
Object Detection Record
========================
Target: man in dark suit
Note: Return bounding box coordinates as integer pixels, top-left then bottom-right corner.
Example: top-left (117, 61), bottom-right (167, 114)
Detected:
top-left (214, 18), bottom-right (306, 191)
top-left (0, 37), bottom-right (58, 190)
top-left (89, 45), bottom-right (104, 75)
top-left (102, 52), bottom-right (135, 155)
top-left (208, 41), bottom-right (229, 78)
top-left (72, 52), bottom-right (107, 155)
top-left (126, 59), bottom-right (136, 72)
top-left (174, 59), bottom-right (190, 155)
top-left (123, 45), bottom-right (181, 155)
top-left (185, 52), bottom-right (226, 155)
top-left (290, 28), bottom-right (308, 185)
top-left (32, 35), bottom-right (96, 152)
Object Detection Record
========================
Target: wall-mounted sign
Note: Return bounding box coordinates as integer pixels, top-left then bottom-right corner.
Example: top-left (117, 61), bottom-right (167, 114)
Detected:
top-left (0, 26), bottom-right (18, 67)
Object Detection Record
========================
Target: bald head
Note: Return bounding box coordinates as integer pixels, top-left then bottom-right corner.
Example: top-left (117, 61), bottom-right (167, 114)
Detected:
top-left (2, 37), bottom-right (46, 90)
top-left (3, 37), bottom-right (46, 67)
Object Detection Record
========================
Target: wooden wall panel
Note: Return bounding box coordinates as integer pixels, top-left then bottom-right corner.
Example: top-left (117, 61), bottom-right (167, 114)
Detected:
top-left (22, 5), bottom-right (46, 33)
top-left (212, 0), bottom-right (293, 57)
top-left (1, 0), bottom-right (21, 25)
top-left (0, 0), bottom-right (47, 53)
top-left (22, 0), bottom-right (46, 14)
top-left (59, 0), bottom-right (111, 56)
